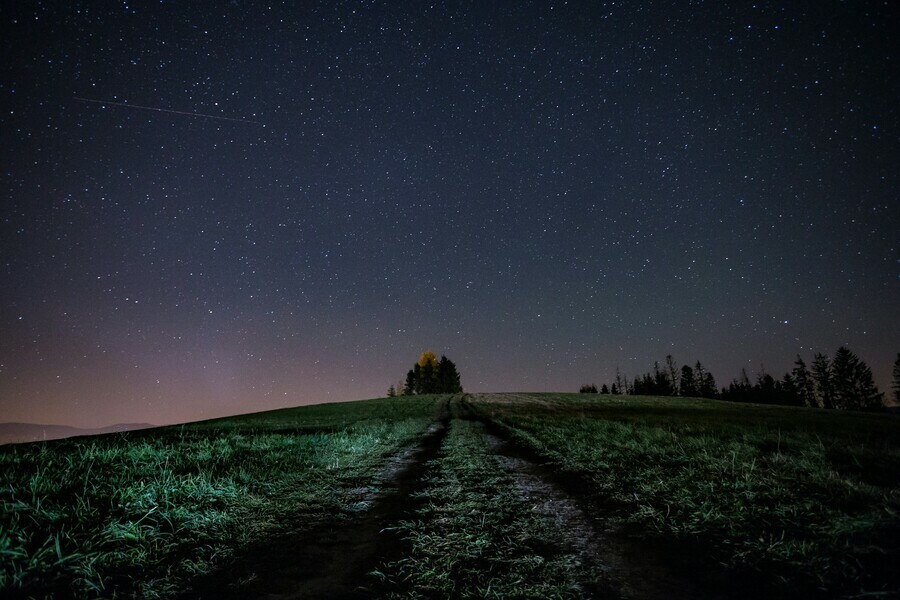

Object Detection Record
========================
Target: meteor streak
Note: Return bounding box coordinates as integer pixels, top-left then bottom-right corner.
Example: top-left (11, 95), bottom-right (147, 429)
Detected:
top-left (73, 97), bottom-right (265, 126)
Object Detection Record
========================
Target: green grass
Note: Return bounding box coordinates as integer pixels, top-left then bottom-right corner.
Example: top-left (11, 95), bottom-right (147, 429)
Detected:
top-left (466, 393), bottom-right (900, 596)
top-left (375, 418), bottom-right (589, 599)
top-left (2, 392), bottom-right (898, 598)
top-left (0, 396), bottom-right (444, 598)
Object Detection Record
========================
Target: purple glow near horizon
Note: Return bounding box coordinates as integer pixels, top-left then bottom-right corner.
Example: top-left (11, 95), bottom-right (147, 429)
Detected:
top-left (1, 2), bottom-right (897, 428)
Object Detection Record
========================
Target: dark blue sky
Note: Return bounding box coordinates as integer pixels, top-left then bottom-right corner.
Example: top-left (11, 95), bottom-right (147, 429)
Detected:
top-left (1, 1), bottom-right (897, 426)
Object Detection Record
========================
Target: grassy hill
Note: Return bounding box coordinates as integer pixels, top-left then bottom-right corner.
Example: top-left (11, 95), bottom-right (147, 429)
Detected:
top-left (1, 393), bottom-right (897, 598)
top-left (0, 422), bottom-right (154, 445)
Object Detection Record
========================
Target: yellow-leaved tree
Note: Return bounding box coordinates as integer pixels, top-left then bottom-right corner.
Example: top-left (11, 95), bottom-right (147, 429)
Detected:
top-left (418, 351), bottom-right (438, 369)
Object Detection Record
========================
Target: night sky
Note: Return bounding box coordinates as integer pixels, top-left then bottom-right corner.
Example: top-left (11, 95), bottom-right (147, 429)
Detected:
top-left (2, 1), bottom-right (897, 428)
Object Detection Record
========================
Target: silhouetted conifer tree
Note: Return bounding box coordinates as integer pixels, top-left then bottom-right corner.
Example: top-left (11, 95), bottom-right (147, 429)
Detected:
top-left (403, 363), bottom-right (422, 396)
top-left (403, 370), bottom-right (415, 395)
top-left (652, 361), bottom-right (674, 395)
top-left (812, 353), bottom-right (834, 409)
top-left (780, 373), bottom-right (802, 406)
top-left (692, 361), bottom-right (717, 398)
top-left (700, 371), bottom-right (718, 399)
top-left (420, 362), bottom-right (437, 394)
top-left (757, 371), bottom-right (777, 403)
top-left (665, 355), bottom-right (679, 396)
top-left (792, 355), bottom-right (816, 407)
top-left (694, 361), bottom-right (706, 393)
top-left (437, 355), bottom-right (463, 393)
top-left (831, 347), bottom-right (882, 410)
top-left (831, 347), bottom-right (855, 410)
top-left (679, 365), bottom-right (697, 397)
top-left (894, 353), bottom-right (900, 404)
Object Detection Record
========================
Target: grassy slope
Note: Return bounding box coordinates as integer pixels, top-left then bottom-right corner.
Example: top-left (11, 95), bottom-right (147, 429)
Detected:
top-left (0, 396), bottom-right (444, 598)
top-left (468, 393), bottom-right (900, 597)
top-left (3, 393), bottom-right (898, 598)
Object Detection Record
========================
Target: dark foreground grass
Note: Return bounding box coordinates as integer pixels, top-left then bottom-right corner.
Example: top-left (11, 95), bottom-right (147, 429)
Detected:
top-left (3, 392), bottom-right (898, 598)
top-left (0, 396), bottom-right (444, 598)
top-left (467, 393), bottom-right (900, 597)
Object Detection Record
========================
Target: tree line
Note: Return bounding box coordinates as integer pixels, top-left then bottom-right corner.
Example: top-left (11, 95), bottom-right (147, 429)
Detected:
top-left (580, 347), bottom-right (896, 411)
top-left (388, 351), bottom-right (463, 396)
top-left (721, 347), bottom-right (883, 410)
top-left (581, 357), bottom-right (719, 399)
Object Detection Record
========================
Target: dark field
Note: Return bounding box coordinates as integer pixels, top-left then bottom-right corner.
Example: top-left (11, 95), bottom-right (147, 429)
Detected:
top-left (1, 394), bottom-right (898, 598)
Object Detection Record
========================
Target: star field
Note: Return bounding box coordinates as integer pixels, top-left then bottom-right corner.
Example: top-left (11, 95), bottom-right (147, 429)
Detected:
top-left (1, 1), bottom-right (897, 427)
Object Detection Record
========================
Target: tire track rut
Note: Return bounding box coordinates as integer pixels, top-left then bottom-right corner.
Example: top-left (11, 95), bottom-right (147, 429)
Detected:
top-left (462, 395), bottom-right (784, 600)
top-left (473, 418), bottom-right (699, 599)
top-left (182, 400), bottom-right (451, 599)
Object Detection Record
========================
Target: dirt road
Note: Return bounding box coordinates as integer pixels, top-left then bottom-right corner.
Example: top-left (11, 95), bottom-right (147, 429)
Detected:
top-left (183, 395), bottom-right (767, 599)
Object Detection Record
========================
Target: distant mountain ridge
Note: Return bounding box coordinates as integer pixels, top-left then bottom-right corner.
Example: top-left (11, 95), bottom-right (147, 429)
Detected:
top-left (0, 422), bottom-right (155, 445)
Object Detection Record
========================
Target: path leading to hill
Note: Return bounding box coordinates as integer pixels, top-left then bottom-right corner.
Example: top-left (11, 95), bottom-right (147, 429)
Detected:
top-left (183, 395), bottom-right (743, 599)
